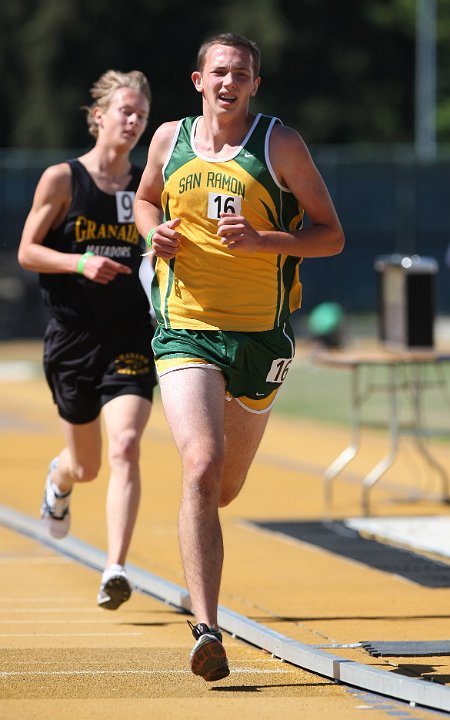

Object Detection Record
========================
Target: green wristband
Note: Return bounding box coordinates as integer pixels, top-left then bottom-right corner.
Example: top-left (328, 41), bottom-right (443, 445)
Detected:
top-left (146, 228), bottom-right (157, 248)
top-left (77, 251), bottom-right (95, 274)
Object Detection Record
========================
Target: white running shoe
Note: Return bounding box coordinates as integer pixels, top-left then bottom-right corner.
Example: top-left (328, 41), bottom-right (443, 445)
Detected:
top-left (97, 564), bottom-right (132, 610)
top-left (40, 457), bottom-right (71, 539)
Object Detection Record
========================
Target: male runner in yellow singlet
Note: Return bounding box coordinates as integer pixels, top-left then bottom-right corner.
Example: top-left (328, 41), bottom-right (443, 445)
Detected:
top-left (134, 32), bottom-right (344, 681)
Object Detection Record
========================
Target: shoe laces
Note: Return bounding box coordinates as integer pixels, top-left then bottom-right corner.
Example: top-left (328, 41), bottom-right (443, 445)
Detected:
top-left (188, 620), bottom-right (222, 642)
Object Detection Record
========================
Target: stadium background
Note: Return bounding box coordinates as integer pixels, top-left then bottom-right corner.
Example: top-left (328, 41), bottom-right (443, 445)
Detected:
top-left (3, 6), bottom-right (450, 714)
top-left (1, 0), bottom-right (450, 339)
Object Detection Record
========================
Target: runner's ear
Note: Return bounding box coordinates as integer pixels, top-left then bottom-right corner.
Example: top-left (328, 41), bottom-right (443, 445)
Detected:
top-left (191, 71), bottom-right (203, 93)
top-left (251, 77), bottom-right (261, 97)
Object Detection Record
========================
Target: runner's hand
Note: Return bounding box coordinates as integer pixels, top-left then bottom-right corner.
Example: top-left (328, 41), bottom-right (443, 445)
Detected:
top-left (217, 212), bottom-right (261, 250)
top-left (81, 255), bottom-right (131, 285)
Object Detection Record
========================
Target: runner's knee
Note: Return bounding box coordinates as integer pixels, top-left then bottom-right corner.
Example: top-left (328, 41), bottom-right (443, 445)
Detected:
top-left (182, 452), bottom-right (224, 502)
top-left (109, 428), bottom-right (141, 465)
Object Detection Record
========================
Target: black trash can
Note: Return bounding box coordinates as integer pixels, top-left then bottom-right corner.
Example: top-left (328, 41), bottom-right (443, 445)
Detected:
top-left (375, 254), bottom-right (438, 349)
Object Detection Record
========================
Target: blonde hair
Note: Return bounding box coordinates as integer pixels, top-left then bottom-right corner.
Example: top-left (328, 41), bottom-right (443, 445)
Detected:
top-left (84, 69), bottom-right (151, 138)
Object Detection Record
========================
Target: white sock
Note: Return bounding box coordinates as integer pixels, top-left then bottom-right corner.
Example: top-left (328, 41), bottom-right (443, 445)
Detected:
top-left (106, 563), bottom-right (125, 574)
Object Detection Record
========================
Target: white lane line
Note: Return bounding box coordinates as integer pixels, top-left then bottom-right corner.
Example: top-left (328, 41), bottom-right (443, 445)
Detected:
top-left (0, 667), bottom-right (289, 678)
top-left (0, 658), bottom-right (283, 668)
top-left (0, 608), bottom-right (100, 613)
top-left (0, 597), bottom-right (86, 602)
top-left (0, 632), bottom-right (141, 638)
top-left (0, 619), bottom-right (120, 624)
top-left (2, 504), bottom-right (450, 713)
top-left (0, 557), bottom-right (70, 563)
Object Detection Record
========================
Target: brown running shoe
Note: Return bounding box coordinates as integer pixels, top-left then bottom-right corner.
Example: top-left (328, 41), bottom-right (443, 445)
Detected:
top-left (188, 621), bottom-right (230, 681)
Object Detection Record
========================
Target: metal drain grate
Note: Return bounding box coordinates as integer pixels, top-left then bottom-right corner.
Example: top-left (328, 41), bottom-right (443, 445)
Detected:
top-left (251, 520), bottom-right (450, 588)
top-left (361, 640), bottom-right (450, 657)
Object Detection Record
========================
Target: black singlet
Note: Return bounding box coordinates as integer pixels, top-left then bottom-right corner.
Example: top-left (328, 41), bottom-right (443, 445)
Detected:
top-left (39, 159), bottom-right (150, 330)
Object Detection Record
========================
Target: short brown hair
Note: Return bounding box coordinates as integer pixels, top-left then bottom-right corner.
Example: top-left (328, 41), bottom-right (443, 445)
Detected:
top-left (197, 33), bottom-right (261, 78)
top-left (84, 69), bottom-right (151, 138)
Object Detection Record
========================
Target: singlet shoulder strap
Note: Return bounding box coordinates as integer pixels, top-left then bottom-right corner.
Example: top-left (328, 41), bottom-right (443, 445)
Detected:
top-left (163, 117), bottom-right (198, 179)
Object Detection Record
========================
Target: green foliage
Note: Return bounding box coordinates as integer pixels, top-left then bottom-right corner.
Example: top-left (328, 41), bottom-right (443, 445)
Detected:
top-left (1, 0), bottom-right (450, 148)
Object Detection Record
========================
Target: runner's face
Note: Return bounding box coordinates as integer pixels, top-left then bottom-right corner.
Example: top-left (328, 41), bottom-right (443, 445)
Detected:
top-left (96, 88), bottom-right (149, 149)
top-left (192, 44), bottom-right (260, 115)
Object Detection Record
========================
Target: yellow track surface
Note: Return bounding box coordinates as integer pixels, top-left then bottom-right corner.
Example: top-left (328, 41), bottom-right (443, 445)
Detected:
top-left (1, 341), bottom-right (450, 719)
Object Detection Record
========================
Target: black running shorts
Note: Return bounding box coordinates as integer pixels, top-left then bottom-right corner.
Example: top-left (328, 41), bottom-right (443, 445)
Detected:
top-left (43, 317), bottom-right (157, 424)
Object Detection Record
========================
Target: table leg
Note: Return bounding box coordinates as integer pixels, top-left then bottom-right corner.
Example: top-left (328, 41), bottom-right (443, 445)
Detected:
top-left (324, 366), bottom-right (360, 516)
top-left (410, 364), bottom-right (450, 500)
top-left (362, 364), bottom-right (399, 515)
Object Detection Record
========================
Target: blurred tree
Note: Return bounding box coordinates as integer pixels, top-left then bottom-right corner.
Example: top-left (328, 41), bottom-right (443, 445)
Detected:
top-left (0, 0), bottom-right (449, 148)
top-left (234, 0), bottom-right (417, 143)
top-left (436, 1), bottom-right (450, 141)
